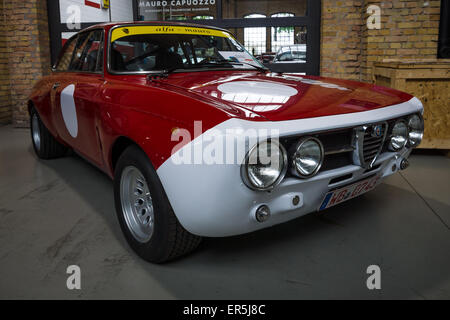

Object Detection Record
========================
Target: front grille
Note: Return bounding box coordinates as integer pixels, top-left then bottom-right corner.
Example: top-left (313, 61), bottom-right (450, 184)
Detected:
top-left (279, 114), bottom-right (420, 177)
top-left (362, 123), bottom-right (387, 166)
top-left (320, 151), bottom-right (353, 172)
top-left (281, 128), bottom-right (354, 176)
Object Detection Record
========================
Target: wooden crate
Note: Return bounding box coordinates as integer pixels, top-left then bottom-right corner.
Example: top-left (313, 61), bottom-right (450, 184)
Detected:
top-left (373, 60), bottom-right (450, 149)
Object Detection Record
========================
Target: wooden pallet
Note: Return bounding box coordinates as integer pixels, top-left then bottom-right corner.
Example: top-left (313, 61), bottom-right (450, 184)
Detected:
top-left (373, 60), bottom-right (450, 150)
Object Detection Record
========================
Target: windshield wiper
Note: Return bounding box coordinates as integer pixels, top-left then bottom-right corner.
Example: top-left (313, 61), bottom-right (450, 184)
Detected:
top-left (228, 60), bottom-right (269, 73)
top-left (145, 58), bottom-right (268, 80)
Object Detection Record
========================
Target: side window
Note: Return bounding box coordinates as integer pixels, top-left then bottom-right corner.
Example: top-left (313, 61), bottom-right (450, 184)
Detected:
top-left (83, 30), bottom-right (103, 72)
top-left (69, 32), bottom-right (90, 71)
top-left (95, 32), bottom-right (104, 72)
top-left (56, 37), bottom-right (77, 71)
top-left (69, 30), bottom-right (103, 72)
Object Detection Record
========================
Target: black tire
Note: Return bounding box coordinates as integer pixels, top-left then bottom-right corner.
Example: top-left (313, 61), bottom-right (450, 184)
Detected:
top-left (114, 145), bottom-right (202, 263)
top-left (30, 107), bottom-right (67, 159)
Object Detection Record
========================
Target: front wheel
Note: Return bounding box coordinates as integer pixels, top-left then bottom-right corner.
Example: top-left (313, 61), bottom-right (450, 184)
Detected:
top-left (114, 145), bottom-right (202, 263)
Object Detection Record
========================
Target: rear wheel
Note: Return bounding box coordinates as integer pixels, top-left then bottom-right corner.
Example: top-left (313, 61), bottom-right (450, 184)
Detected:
top-left (30, 107), bottom-right (67, 159)
top-left (114, 145), bottom-right (202, 263)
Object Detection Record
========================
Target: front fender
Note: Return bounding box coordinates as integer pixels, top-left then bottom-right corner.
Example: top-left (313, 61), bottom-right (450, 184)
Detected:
top-left (97, 80), bottom-right (234, 177)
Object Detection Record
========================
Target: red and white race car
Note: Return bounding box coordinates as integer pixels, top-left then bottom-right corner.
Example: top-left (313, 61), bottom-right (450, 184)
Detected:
top-left (29, 22), bottom-right (424, 263)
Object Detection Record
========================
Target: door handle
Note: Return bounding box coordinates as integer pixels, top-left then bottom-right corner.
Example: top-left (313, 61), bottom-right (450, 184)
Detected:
top-left (52, 83), bottom-right (60, 90)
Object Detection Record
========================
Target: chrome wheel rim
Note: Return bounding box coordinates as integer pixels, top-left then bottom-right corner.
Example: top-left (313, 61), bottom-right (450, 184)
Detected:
top-left (31, 113), bottom-right (41, 151)
top-left (120, 166), bottom-right (154, 243)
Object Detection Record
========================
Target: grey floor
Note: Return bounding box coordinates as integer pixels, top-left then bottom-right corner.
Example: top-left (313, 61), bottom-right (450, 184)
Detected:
top-left (0, 125), bottom-right (449, 300)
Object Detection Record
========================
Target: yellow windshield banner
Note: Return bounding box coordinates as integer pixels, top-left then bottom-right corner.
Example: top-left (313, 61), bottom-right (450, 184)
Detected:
top-left (111, 26), bottom-right (230, 42)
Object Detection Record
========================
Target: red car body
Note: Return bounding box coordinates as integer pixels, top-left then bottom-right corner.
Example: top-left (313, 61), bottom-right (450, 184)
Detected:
top-left (28, 22), bottom-right (423, 259)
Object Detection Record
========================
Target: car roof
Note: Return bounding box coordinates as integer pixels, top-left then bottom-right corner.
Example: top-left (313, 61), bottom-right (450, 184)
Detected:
top-left (82, 21), bottom-right (231, 34)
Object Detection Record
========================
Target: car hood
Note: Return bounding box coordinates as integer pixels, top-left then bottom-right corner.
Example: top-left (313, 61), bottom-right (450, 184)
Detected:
top-left (162, 71), bottom-right (413, 121)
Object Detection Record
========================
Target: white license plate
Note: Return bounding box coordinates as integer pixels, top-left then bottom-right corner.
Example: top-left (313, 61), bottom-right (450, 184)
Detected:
top-left (318, 175), bottom-right (381, 211)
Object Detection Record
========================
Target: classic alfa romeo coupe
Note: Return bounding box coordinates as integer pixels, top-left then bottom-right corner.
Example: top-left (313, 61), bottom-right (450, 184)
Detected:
top-left (29, 22), bottom-right (424, 262)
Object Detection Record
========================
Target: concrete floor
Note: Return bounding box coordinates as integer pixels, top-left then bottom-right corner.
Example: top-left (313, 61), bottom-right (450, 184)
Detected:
top-left (0, 125), bottom-right (449, 300)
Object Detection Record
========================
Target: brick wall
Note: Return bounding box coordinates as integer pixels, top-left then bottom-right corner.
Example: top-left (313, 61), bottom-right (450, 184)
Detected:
top-left (0, 0), bottom-right (12, 125)
top-left (1, 0), bottom-right (51, 127)
top-left (321, 0), bottom-right (442, 82)
top-left (362, 0), bottom-right (441, 81)
top-left (321, 0), bottom-right (365, 81)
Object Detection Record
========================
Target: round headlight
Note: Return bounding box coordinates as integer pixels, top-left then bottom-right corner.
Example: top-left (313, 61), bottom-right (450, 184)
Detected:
top-left (292, 137), bottom-right (324, 178)
top-left (407, 114), bottom-right (424, 148)
top-left (241, 140), bottom-right (287, 191)
top-left (389, 121), bottom-right (408, 151)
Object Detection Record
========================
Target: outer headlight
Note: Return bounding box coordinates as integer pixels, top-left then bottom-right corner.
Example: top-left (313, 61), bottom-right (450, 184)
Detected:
top-left (389, 121), bottom-right (408, 151)
top-left (241, 140), bottom-right (287, 191)
top-left (292, 137), bottom-right (324, 178)
top-left (407, 114), bottom-right (424, 148)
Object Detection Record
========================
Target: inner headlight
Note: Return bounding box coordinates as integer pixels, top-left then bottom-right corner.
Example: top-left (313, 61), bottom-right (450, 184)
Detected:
top-left (241, 140), bottom-right (287, 191)
top-left (407, 114), bottom-right (424, 148)
top-left (389, 121), bottom-right (408, 151)
top-left (292, 137), bottom-right (324, 178)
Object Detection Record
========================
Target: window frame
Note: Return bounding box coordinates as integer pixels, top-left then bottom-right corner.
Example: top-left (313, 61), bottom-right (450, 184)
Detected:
top-left (243, 14), bottom-right (267, 56)
top-left (270, 13), bottom-right (295, 53)
top-left (438, 0), bottom-right (449, 59)
top-left (133, 0), bottom-right (321, 75)
top-left (212, 0), bottom-right (320, 74)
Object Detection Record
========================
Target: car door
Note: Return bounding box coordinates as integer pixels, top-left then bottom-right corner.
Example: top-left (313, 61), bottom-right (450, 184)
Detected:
top-left (50, 35), bottom-right (77, 140)
top-left (52, 30), bottom-right (105, 167)
top-left (69, 30), bottom-right (105, 166)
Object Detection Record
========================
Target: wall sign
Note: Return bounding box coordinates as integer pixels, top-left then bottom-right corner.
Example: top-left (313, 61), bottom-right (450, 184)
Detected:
top-left (137, 0), bottom-right (217, 20)
top-left (138, 0), bottom-right (216, 8)
top-left (102, 0), bottom-right (110, 9)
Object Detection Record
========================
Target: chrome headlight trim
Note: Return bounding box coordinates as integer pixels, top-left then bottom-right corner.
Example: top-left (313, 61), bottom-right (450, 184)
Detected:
top-left (291, 136), bottom-right (324, 178)
top-left (389, 120), bottom-right (409, 151)
top-left (407, 113), bottom-right (424, 148)
top-left (240, 139), bottom-right (288, 191)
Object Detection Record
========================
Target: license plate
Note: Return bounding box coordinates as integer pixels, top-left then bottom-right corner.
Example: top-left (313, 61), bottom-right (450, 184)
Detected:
top-left (319, 175), bottom-right (381, 211)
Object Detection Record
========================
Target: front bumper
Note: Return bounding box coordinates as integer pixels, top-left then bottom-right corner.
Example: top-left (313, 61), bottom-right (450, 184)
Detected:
top-left (159, 148), bottom-right (411, 237)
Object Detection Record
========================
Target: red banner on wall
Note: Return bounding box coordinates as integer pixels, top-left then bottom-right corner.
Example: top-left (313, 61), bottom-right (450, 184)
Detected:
top-left (85, 0), bottom-right (101, 9)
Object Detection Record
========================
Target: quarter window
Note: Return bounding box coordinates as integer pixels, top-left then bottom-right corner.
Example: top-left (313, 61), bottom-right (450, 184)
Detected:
top-left (69, 30), bottom-right (103, 72)
top-left (56, 37), bottom-right (76, 71)
top-left (69, 32), bottom-right (90, 71)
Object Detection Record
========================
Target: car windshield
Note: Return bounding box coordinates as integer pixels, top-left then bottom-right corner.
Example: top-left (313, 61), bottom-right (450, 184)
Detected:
top-left (109, 25), bottom-right (265, 73)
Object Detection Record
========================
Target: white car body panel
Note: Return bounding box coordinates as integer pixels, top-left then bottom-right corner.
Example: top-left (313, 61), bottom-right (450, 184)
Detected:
top-left (157, 97), bottom-right (423, 237)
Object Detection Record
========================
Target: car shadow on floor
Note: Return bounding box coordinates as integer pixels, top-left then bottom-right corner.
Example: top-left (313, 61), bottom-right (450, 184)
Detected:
top-left (35, 147), bottom-right (450, 299)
